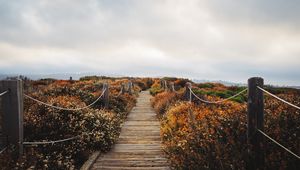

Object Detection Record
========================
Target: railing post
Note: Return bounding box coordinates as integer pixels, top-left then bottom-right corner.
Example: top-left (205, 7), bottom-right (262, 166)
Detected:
top-left (184, 82), bottom-right (192, 102)
top-left (170, 82), bottom-right (175, 92)
top-left (103, 83), bottom-right (109, 108)
top-left (121, 83), bottom-right (125, 94)
top-left (128, 82), bottom-right (132, 95)
top-left (0, 80), bottom-right (24, 157)
top-left (247, 77), bottom-right (264, 170)
top-left (160, 80), bottom-right (164, 89)
top-left (164, 80), bottom-right (168, 91)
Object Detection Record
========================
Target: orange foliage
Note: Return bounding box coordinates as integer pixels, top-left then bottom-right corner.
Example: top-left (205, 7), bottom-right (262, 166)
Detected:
top-left (151, 92), bottom-right (179, 116)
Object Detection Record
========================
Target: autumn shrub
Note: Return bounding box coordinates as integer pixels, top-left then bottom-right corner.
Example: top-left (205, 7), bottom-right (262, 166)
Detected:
top-left (133, 80), bottom-right (148, 91)
top-left (151, 92), bottom-right (179, 117)
top-left (109, 93), bottom-right (136, 120)
top-left (161, 102), bottom-right (248, 169)
top-left (262, 93), bottom-right (300, 169)
top-left (0, 78), bottom-right (139, 169)
top-left (149, 81), bottom-right (164, 96)
top-left (0, 96), bottom-right (120, 169)
top-left (158, 84), bottom-right (300, 169)
top-left (192, 86), bottom-right (247, 103)
top-left (174, 79), bottom-right (191, 88)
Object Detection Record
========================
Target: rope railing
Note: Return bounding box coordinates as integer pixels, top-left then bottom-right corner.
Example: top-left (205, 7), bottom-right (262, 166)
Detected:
top-left (255, 86), bottom-right (300, 160)
top-left (184, 79), bottom-right (300, 165)
top-left (0, 90), bottom-right (9, 97)
top-left (257, 86), bottom-right (300, 110)
top-left (0, 80), bottom-right (137, 157)
top-left (23, 89), bottom-right (106, 111)
top-left (23, 135), bottom-right (80, 145)
top-left (0, 146), bottom-right (7, 155)
top-left (116, 86), bottom-right (124, 97)
top-left (189, 87), bottom-right (248, 104)
top-left (257, 129), bottom-right (300, 159)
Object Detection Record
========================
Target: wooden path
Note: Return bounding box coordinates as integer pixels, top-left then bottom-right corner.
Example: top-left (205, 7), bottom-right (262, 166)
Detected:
top-left (90, 91), bottom-right (169, 170)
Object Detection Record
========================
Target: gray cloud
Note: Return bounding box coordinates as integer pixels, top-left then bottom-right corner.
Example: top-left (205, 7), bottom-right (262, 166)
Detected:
top-left (0, 0), bottom-right (299, 85)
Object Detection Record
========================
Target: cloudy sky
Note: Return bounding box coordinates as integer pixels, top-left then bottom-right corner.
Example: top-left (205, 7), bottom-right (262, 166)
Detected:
top-left (0, 0), bottom-right (300, 85)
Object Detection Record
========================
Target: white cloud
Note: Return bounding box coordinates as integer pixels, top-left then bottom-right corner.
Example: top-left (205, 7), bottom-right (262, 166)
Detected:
top-left (0, 0), bottom-right (299, 85)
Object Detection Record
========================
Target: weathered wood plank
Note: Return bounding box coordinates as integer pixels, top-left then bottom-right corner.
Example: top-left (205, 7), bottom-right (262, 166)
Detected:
top-left (88, 91), bottom-right (169, 170)
top-left (91, 166), bottom-right (170, 170)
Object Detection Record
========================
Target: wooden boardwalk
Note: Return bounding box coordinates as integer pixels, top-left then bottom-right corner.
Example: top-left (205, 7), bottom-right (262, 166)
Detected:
top-left (90, 91), bottom-right (169, 170)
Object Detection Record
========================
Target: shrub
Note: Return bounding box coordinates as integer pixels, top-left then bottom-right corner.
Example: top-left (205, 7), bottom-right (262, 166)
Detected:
top-left (0, 79), bottom-right (139, 169)
top-left (161, 102), bottom-right (248, 169)
top-left (198, 83), bottom-right (215, 89)
top-left (151, 92), bottom-right (178, 117)
top-left (158, 85), bottom-right (300, 169)
top-left (149, 81), bottom-right (164, 96)
top-left (174, 79), bottom-right (191, 88)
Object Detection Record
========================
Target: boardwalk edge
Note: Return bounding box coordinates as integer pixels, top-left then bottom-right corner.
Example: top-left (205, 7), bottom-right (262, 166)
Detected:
top-left (80, 151), bottom-right (101, 170)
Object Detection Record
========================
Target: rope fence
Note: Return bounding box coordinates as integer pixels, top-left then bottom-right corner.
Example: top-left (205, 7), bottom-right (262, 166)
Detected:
top-left (23, 135), bottom-right (81, 146)
top-left (0, 80), bottom-right (136, 156)
top-left (116, 86), bottom-right (124, 97)
top-left (22, 82), bottom-right (131, 146)
top-left (23, 89), bottom-right (106, 111)
top-left (0, 90), bottom-right (9, 97)
top-left (1, 77), bottom-right (300, 166)
top-left (257, 129), bottom-right (300, 159)
top-left (167, 77), bottom-right (300, 166)
top-left (189, 87), bottom-right (247, 104)
top-left (257, 86), bottom-right (300, 110)
top-left (0, 147), bottom-right (7, 155)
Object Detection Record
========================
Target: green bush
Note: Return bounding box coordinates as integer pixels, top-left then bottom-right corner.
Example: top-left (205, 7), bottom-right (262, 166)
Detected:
top-left (198, 83), bottom-right (215, 89)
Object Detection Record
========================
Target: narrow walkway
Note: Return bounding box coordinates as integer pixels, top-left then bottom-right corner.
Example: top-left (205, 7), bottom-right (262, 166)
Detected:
top-left (91, 91), bottom-right (169, 170)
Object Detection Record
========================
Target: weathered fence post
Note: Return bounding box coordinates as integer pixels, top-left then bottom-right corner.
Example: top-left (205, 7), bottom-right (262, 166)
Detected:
top-left (247, 77), bottom-right (264, 170)
top-left (103, 83), bottom-right (109, 108)
top-left (184, 82), bottom-right (192, 102)
top-left (0, 80), bottom-right (24, 156)
top-left (164, 80), bottom-right (168, 91)
top-left (170, 82), bottom-right (175, 92)
top-left (128, 82), bottom-right (132, 95)
top-left (121, 83), bottom-right (125, 94)
top-left (160, 80), bottom-right (164, 89)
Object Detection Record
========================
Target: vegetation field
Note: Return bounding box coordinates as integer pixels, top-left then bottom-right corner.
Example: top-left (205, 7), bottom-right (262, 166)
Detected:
top-left (0, 76), bottom-right (299, 169)
top-left (0, 76), bottom-right (153, 169)
top-left (151, 78), bottom-right (300, 169)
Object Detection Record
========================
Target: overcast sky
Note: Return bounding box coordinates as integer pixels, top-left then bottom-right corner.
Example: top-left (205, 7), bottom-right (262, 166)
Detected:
top-left (0, 0), bottom-right (300, 85)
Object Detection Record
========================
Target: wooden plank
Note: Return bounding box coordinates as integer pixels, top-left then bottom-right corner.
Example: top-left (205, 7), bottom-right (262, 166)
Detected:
top-left (102, 152), bottom-right (166, 158)
top-left (99, 157), bottom-right (168, 161)
top-left (88, 91), bottom-right (169, 169)
top-left (123, 121), bottom-right (160, 126)
top-left (94, 160), bottom-right (169, 167)
top-left (91, 166), bottom-right (170, 170)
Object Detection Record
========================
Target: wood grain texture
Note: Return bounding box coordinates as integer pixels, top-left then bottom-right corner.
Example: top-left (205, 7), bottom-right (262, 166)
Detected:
top-left (90, 91), bottom-right (169, 170)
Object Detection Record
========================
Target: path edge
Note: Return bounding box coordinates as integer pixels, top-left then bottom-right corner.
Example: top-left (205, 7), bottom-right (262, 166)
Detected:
top-left (80, 151), bottom-right (101, 170)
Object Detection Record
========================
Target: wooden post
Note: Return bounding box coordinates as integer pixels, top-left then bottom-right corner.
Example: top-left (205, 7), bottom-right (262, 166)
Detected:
top-left (184, 82), bottom-right (192, 102)
top-left (160, 80), bottom-right (164, 89)
top-left (164, 80), bottom-right (168, 91)
top-left (121, 83), bottom-right (125, 94)
top-left (170, 82), bottom-right (175, 92)
top-left (247, 77), bottom-right (264, 170)
top-left (103, 83), bottom-right (109, 108)
top-left (0, 80), bottom-right (24, 156)
top-left (128, 82), bottom-right (132, 95)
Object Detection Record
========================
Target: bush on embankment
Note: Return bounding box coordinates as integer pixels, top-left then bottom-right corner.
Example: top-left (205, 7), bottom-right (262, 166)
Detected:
top-left (0, 79), bottom-right (139, 169)
top-left (152, 82), bottom-right (300, 169)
